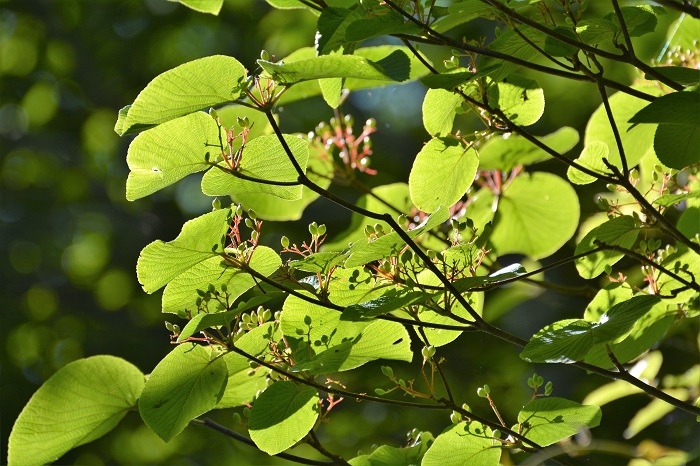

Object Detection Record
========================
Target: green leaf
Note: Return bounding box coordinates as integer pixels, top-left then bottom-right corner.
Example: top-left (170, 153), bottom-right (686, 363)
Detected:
top-left (654, 190), bottom-right (700, 207)
top-left (583, 282), bottom-right (635, 322)
top-left (218, 322), bottom-right (282, 408)
top-left (518, 397), bottom-right (602, 447)
top-left (624, 389), bottom-right (689, 439)
top-left (118, 55), bottom-right (247, 135)
top-left (453, 263), bottom-right (527, 293)
top-left (348, 432), bottom-right (434, 465)
top-left (248, 382), bottom-right (319, 455)
top-left (176, 296), bottom-right (272, 342)
top-left (344, 206), bottom-right (450, 267)
top-left (162, 246), bottom-right (281, 314)
top-left (488, 172), bottom-right (580, 259)
top-left (630, 89), bottom-right (700, 126)
top-left (479, 126), bottom-right (579, 171)
top-left (521, 295), bottom-right (661, 363)
top-left (567, 141), bottom-right (613, 185)
top-left (422, 422), bottom-right (500, 466)
top-left (139, 343), bottom-right (228, 442)
top-left (316, 7), bottom-right (364, 54)
top-left (488, 75), bottom-right (545, 127)
top-left (574, 215), bottom-right (639, 279)
top-left (409, 138), bottom-right (479, 213)
top-left (584, 301), bottom-right (674, 369)
top-left (281, 292), bottom-right (412, 373)
top-left (126, 112), bottom-right (224, 201)
top-left (201, 134), bottom-right (309, 200)
top-left (480, 27), bottom-right (546, 82)
top-left (290, 251), bottom-right (346, 274)
top-left (341, 286), bottom-right (433, 321)
top-left (420, 69), bottom-right (476, 90)
top-left (277, 46), bottom-right (431, 105)
top-left (654, 124), bottom-right (700, 170)
top-left (645, 66), bottom-right (700, 86)
top-left (422, 89), bottom-right (463, 137)
top-left (576, 6), bottom-right (658, 44)
top-left (436, 0), bottom-right (496, 33)
top-left (656, 247), bottom-right (700, 304)
top-left (259, 50), bottom-right (412, 84)
top-left (323, 183), bottom-right (413, 250)
top-left (167, 0), bottom-right (223, 14)
top-left (232, 140), bottom-right (333, 220)
top-left (8, 356), bottom-right (144, 466)
top-left (584, 85), bottom-right (663, 170)
top-left (137, 208), bottom-right (232, 293)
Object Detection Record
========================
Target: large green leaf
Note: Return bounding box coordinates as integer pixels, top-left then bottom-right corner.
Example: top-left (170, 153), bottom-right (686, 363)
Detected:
top-left (422, 422), bottom-right (500, 466)
top-left (409, 138), bottom-right (479, 213)
top-left (116, 55), bottom-right (247, 135)
top-left (624, 389), bottom-right (689, 439)
top-left (479, 126), bottom-right (579, 171)
top-left (488, 75), bottom-right (545, 127)
top-left (316, 7), bottom-right (364, 54)
top-left (8, 356), bottom-right (144, 466)
top-left (576, 6), bottom-right (658, 45)
top-left (485, 172), bottom-right (580, 259)
top-left (167, 0), bottom-right (223, 14)
top-left (126, 112), bottom-right (225, 201)
top-left (341, 286), bottom-right (434, 321)
top-left (259, 50), bottom-right (412, 84)
top-left (201, 134), bottom-right (309, 200)
top-left (422, 89), bottom-right (463, 137)
top-left (139, 343), bottom-right (228, 442)
top-left (518, 397), bottom-right (602, 447)
top-left (345, 9), bottom-right (421, 41)
top-left (584, 85), bottom-right (663, 169)
top-left (137, 208), bottom-right (232, 293)
top-left (248, 381), bottom-right (319, 455)
top-left (574, 215), bottom-right (639, 279)
top-left (521, 295), bottom-right (661, 363)
top-left (162, 245), bottom-right (281, 314)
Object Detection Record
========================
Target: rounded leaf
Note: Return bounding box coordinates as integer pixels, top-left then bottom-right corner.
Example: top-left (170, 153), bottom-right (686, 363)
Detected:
top-left (9, 356), bottom-right (144, 466)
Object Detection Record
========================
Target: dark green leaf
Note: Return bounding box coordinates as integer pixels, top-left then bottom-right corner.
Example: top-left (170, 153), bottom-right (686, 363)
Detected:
top-left (654, 124), bottom-right (700, 170)
top-left (630, 89), bottom-right (700, 126)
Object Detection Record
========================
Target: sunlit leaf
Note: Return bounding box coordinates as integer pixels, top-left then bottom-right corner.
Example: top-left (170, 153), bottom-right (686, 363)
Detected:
top-left (422, 422), bottom-right (500, 466)
top-left (518, 397), bottom-right (601, 446)
top-left (8, 357), bottom-right (144, 466)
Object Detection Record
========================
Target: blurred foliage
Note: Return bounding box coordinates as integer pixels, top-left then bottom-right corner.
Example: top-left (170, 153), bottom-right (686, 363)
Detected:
top-left (1, 0), bottom-right (697, 464)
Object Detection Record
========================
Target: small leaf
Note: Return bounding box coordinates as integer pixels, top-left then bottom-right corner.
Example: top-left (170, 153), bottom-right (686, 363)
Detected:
top-left (348, 432), bottom-right (434, 465)
top-left (567, 141), bottom-right (612, 185)
top-left (422, 422), bottom-right (500, 466)
top-left (139, 343), bottom-right (228, 442)
top-left (518, 397), bottom-right (601, 446)
top-left (118, 55), bottom-right (247, 135)
top-left (248, 381), bottom-right (319, 455)
top-left (409, 138), bottom-right (479, 213)
top-left (177, 296), bottom-right (271, 342)
top-left (653, 191), bottom-right (700, 207)
top-left (8, 356), bottom-right (144, 466)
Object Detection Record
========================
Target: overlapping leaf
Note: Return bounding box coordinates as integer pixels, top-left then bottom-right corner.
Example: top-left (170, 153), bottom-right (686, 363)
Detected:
top-left (518, 397), bottom-right (602, 446)
top-left (422, 422), bottom-right (500, 466)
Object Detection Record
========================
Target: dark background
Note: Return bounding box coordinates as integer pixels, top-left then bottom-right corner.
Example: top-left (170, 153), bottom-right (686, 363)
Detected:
top-left (1, 0), bottom-right (697, 464)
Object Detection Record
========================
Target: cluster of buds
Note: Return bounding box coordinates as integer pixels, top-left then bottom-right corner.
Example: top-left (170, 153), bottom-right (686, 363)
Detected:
top-left (224, 206), bottom-right (262, 261)
top-left (314, 114), bottom-right (377, 177)
top-left (280, 222), bottom-right (327, 256)
top-left (657, 42), bottom-right (699, 70)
